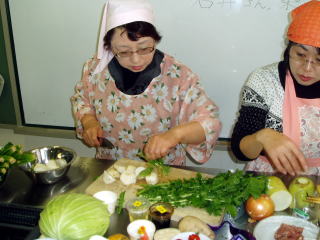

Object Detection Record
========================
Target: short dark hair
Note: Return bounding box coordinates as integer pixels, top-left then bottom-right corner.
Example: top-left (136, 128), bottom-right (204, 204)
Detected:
top-left (103, 21), bottom-right (162, 49)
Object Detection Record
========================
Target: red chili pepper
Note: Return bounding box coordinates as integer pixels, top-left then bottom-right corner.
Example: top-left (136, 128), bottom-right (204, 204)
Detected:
top-left (188, 233), bottom-right (200, 240)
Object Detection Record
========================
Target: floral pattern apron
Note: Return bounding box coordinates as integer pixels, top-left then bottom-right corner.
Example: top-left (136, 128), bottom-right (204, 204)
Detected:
top-left (72, 54), bottom-right (221, 165)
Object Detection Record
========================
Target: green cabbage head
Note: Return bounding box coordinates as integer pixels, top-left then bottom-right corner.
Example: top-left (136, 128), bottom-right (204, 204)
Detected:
top-left (39, 193), bottom-right (110, 240)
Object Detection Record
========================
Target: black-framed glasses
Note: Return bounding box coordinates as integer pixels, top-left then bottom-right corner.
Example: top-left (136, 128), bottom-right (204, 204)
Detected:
top-left (114, 46), bottom-right (155, 58)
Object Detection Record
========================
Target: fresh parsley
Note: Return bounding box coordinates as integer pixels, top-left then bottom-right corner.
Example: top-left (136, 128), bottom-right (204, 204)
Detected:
top-left (136, 150), bottom-right (170, 178)
top-left (137, 170), bottom-right (267, 217)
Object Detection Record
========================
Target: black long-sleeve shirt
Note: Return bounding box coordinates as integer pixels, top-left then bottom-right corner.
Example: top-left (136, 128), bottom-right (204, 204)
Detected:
top-left (231, 61), bottom-right (320, 161)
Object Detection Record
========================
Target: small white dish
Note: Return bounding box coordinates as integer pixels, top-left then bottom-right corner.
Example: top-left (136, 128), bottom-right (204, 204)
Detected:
top-left (93, 190), bottom-right (118, 214)
top-left (127, 219), bottom-right (156, 240)
top-left (253, 215), bottom-right (319, 240)
top-left (171, 232), bottom-right (211, 240)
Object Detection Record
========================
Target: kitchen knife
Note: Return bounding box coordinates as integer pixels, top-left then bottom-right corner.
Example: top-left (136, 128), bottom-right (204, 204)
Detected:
top-left (98, 137), bottom-right (115, 149)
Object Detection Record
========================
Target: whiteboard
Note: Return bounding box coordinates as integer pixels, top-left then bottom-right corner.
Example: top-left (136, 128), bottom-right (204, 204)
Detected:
top-left (7, 0), bottom-right (309, 138)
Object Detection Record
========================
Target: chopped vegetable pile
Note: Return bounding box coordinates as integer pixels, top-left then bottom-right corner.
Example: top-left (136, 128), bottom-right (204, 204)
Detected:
top-left (137, 170), bottom-right (267, 217)
top-left (0, 142), bottom-right (36, 180)
top-left (136, 150), bottom-right (170, 177)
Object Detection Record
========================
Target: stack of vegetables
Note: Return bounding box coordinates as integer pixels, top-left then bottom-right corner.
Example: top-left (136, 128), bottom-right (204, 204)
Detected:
top-left (137, 170), bottom-right (267, 217)
top-left (0, 142), bottom-right (36, 181)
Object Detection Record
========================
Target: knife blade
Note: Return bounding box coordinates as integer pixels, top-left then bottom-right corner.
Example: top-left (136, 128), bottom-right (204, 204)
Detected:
top-left (98, 137), bottom-right (115, 149)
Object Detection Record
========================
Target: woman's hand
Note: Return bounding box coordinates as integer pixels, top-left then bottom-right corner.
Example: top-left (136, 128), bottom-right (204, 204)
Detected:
top-left (144, 121), bottom-right (206, 160)
top-left (81, 114), bottom-right (103, 147)
top-left (253, 128), bottom-right (307, 175)
top-left (143, 129), bottom-right (181, 160)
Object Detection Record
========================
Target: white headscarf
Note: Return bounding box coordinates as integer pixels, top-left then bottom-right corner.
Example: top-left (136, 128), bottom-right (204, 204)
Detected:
top-left (93, 0), bottom-right (155, 74)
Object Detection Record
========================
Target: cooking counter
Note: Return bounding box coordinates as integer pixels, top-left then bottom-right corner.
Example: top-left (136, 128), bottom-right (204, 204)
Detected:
top-left (1, 157), bottom-right (317, 239)
top-left (0, 157), bottom-right (228, 238)
top-left (0, 157), bottom-right (228, 207)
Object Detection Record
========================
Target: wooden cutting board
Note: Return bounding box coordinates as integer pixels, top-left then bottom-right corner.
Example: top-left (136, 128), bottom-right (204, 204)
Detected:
top-left (85, 158), bottom-right (224, 226)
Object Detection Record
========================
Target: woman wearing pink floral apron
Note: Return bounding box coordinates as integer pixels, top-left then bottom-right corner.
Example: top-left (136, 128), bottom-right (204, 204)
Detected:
top-left (231, 0), bottom-right (320, 176)
top-left (71, 0), bottom-right (221, 165)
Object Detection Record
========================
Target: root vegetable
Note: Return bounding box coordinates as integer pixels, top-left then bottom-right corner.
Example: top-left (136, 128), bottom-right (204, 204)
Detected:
top-left (145, 171), bottom-right (158, 185)
top-left (267, 176), bottom-right (292, 211)
top-left (102, 171), bottom-right (116, 184)
top-left (245, 194), bottom-right (274, 221)
top-left (126, 165), bottom-right (136, 173)
top-left (113, 163), bottom-right (126, 173)
top-left (107, 167), bottom-right (120, 178)
top-left (120, 171), bottom-right (136, 186)
top-left (178, 216), bottom-right (215, 239)
top-left (153, 228), bottom-right (181, 240)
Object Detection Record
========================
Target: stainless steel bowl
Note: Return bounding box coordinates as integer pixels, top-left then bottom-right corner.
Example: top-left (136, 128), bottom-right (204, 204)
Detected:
top-left (19, 146), bottom-right (77, 184)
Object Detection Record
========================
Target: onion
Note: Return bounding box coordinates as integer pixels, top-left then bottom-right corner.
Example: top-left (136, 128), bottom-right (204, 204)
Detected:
top-left (245, 194), bottom-right (274, 220)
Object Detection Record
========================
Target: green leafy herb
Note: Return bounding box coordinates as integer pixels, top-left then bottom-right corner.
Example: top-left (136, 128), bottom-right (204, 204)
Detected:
top-left (116, 191), bottom-right (126, 214)
top-left (138, 167), bottom-right (154, 178)
top-left (137, 150), bottom-right (170, 178)
top-left (137, 170), bottom-right (267, 217)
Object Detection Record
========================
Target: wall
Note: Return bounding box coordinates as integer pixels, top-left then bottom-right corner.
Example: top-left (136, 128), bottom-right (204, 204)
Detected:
top-left (0, 10), bottom-right (16, 125)
top-left (4, 0), bottom-right (310, 138)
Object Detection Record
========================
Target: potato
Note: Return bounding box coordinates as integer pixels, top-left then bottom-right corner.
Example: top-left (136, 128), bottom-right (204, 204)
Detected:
top-left (178, 216), bottom-right (215, 239)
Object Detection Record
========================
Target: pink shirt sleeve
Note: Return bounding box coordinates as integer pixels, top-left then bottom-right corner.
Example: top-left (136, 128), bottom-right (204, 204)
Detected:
top-left (173, 67), bottom-right (221, 164)
top-left (71, 58), bottom-right (98, 138)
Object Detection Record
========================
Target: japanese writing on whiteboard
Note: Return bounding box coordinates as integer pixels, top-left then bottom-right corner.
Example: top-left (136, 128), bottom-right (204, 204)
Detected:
top-left (195, 0), bottom-right (307, 10)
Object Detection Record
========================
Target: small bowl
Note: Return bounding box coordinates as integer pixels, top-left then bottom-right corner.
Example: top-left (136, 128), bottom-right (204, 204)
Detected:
top-left (19, 146), bottom-right (77, 184)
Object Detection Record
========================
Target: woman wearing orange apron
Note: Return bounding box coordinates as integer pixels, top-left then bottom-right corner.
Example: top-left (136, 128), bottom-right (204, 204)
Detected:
top-left (231, 0), bottom-right (320, 176)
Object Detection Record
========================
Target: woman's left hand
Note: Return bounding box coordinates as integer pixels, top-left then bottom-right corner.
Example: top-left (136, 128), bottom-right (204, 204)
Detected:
top-left (144, 129), bottom-right (180, 160)
top-left (144, 122), bottom-right (206, 160)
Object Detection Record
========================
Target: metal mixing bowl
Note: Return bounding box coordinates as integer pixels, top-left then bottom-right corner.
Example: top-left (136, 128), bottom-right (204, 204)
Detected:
top-left (19, 146), bottom-right (77, 184)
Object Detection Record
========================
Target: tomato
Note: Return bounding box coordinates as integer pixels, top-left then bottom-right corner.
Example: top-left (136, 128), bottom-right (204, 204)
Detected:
top-left (188, 234), bottom-right (200, 240)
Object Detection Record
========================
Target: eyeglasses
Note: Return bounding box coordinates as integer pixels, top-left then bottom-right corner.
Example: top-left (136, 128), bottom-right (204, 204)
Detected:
top-left (114, 46), bottom-right (155, 58)
top-left (290, 50), bottom-right (320, 68)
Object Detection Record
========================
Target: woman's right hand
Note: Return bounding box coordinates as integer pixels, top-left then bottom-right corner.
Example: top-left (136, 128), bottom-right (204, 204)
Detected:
top-left (256, 128), bottom-right (308, 175)
top-left (81, 114), bottom-right (103, 147)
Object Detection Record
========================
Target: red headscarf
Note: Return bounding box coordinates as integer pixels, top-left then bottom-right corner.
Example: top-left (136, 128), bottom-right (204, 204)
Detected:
top-left (287, 0), bottom-right (320, 48)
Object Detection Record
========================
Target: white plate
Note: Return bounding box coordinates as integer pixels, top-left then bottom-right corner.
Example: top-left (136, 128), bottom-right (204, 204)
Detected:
top-left (171, 232), bottom-right (210, 240)
top-left (253, 216), bottom-right (319, 240)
